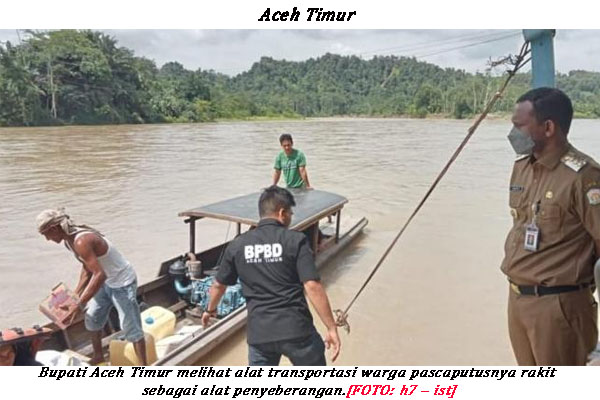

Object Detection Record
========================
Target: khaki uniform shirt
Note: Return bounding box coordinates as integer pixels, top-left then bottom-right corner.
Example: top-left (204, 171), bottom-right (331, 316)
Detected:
top-left (501, 142), bottom-right (600, 286)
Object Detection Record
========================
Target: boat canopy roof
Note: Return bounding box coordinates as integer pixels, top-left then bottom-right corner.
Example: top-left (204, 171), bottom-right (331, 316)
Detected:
top-left (179, 189), bottom-right (347, 230)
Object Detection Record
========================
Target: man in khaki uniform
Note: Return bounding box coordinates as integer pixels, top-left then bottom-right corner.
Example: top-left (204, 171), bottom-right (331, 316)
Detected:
top-left (501, 87), bottom-right (600, 366)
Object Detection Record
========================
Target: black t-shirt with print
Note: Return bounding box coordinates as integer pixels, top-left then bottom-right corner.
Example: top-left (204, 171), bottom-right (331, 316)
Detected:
top-left (216, 218), bottom-right (320, 345)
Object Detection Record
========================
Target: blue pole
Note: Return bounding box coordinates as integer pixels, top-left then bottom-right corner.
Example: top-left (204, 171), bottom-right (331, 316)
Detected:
top-left (522, 29), bottom-right (556, 88)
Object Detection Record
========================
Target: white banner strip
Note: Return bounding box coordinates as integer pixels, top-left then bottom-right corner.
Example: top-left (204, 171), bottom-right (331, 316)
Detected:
top-left (2, 365), bottom-right (597, 400)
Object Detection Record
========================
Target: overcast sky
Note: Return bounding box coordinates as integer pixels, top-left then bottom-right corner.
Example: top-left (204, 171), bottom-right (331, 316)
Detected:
top-left (1, 30), bottom-right (598, 76)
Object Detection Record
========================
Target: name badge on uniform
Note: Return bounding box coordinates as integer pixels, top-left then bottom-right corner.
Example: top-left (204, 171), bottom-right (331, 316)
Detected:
top-left (524, 223), bottom-right (540, 251)
top-left (524, 201), bottom-right (541, 252)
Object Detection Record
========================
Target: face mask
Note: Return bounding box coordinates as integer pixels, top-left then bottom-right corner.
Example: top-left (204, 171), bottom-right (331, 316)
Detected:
top-left (507, 127), bottom-right (535, 156)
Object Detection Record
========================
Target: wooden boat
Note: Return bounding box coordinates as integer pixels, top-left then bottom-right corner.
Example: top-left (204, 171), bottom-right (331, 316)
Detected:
top-left (38, 188), bottom-right (368, 365)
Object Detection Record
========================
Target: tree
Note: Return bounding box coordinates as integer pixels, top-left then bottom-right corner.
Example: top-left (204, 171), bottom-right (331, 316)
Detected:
top-left (2, 29), bottom-right (600, 126)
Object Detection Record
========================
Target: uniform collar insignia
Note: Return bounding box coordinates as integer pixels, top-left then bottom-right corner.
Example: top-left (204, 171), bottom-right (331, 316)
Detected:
top-left (561, 150), bottom-right (587, 172)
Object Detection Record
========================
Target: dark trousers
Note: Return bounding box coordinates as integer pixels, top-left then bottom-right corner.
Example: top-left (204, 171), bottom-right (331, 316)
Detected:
top-left (248, 331), bottom-right (326, 366)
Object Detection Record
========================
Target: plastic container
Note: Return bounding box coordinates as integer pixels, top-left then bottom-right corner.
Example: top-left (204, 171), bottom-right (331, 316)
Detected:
top-left (154, 325), bottom-right (203, 359)
top-left (109, 333), bottom-right (157, 366)
top-left (141, 306), bottom-right (176, 341)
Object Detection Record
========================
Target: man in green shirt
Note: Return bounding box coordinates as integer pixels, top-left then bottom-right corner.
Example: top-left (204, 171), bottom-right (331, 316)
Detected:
top-left (273, 134), bottom-right (312, 189)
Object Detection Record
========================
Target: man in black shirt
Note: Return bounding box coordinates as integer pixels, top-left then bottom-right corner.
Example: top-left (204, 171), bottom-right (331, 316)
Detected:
top-left (201, 186), bottom-right (341, 365)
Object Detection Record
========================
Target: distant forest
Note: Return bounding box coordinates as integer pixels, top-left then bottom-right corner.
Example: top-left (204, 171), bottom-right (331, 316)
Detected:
top-left (1, 30), bottom-right (600, 127)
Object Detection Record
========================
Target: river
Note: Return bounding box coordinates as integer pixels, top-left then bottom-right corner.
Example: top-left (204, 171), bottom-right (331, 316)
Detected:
top-left (1, 117), bottom-right (599, 364)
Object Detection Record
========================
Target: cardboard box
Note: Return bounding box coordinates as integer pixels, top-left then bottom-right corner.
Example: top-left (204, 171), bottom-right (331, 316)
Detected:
top-left (39, 283), bottom-right (79, 330)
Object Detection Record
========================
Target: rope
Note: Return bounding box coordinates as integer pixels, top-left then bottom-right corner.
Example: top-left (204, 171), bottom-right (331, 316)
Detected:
top-left (334, 42), bottom-right (532, 334)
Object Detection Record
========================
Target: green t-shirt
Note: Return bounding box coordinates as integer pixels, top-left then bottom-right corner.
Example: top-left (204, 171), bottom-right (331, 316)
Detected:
top-left (274, 149), bottom-right (307, 188)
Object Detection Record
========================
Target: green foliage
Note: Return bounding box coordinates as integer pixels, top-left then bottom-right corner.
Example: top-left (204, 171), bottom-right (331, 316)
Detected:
top-left (2, 30), bottom-right (600, 127)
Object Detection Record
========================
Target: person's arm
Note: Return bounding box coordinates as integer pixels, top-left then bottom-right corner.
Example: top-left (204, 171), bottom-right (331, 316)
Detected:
top-left (273, 153), bottom-right (282, 186)
top-left (595, 241), bottom-right (600, 293)
top-left (303, 280), bottom-right (340, 361)
top-left (201, 280), bottom-right (227, 327)
top-left (74, 266), bottom-right (91, 298)
top-left (61, 236), bottom-right (106, 323)
top-left (298, 166), bottom-right (311, 189)
top-left (73, 236), bottom-right (106, 308)
top-left (575, 168), bottom-right (600, 290)
top-left (272, 169), bottom-right (281, 186)
top-left (295, 237), bottom-right (338, 359)
top-left (202, 245), bottom-right (238, 327)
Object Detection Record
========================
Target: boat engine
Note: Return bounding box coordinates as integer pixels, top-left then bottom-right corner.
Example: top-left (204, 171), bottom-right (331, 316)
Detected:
top-left (168, 253), bottom-right (245, 318)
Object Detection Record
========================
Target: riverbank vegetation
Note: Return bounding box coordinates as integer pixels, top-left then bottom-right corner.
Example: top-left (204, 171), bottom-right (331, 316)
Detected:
top-left (1, 30), bottom-right (600, 127)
